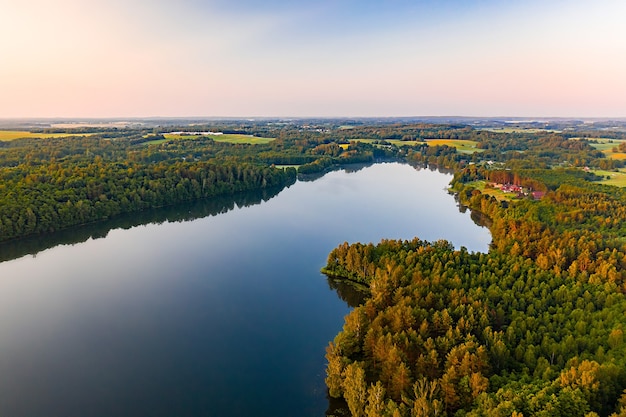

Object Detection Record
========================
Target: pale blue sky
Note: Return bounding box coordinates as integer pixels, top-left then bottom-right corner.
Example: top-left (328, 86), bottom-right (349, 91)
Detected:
top-left (0, 0), bottom-right (624, 117)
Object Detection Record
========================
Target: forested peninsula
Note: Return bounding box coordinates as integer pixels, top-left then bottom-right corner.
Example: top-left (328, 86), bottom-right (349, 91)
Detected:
top-left (320, 121), bottom-right (626, 416)
top-left (2, 118), bottom-right (626, 416)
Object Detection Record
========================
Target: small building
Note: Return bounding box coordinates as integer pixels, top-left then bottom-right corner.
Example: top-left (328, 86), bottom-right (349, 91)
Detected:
top-left (532, 191), bottom-right (546, 200)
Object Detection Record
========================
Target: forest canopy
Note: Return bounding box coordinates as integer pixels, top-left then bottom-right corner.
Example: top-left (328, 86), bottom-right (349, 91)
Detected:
top-left (2, 119), bottom-right (626, 416)
top-left (317, 121), bottom-right (626, 416)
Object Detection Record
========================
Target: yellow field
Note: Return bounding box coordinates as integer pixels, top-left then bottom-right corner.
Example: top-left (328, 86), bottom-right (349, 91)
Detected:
top-left (568, 137), bottom-right (626, 160)
top-left (424, 139), bottom-right (481, 153)
top-left (0, 130), bottom-right (92, 141)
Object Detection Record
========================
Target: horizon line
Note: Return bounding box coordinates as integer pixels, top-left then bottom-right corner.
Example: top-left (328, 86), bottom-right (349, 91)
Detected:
top-left (2, 116), bottom-right (626, 121)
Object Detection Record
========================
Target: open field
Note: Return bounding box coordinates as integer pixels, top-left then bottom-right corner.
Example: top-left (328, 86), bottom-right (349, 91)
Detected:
top-left (340, 138), bottom-right (481, 154)
top-left (142, 138), bottom-right (168, 146)
top-left (272, 164), bottom-right (301, 169)
top-left (461, 180), bottom-right (516, 201)
top-left (424, 139), bottom-right (481, 154)
top-left (582, 138), bottom-right (626, 159)
top-left (584, 138), bottom-right (623, 151)
top-left (607, 153), bottom-right (626, 160)
top-left (0, 130), bottom-right (93, 141)
top-left (162, 133), bottom-right (274, 145)
top-left (591, 169), bottom-right (626, 187)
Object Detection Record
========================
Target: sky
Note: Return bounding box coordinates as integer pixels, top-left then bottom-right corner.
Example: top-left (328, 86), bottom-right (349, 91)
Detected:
top-left (1, 0), bottom-right (625, 118)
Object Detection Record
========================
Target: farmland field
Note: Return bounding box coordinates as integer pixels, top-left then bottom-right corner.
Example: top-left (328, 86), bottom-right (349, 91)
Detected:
top-left (424, 139), bottom-right (481, 153)
top-left (0, 130), bottom-right (93, 141)
top-left (592, 169), bottom-right (626, 187)
top-left (584, 138), bottom-right (626, 159)
top-left (608, 153), bottom-right (626, 160)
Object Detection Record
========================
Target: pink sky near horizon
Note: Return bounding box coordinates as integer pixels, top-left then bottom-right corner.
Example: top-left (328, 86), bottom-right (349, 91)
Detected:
top-left (1, 0), bottom-right (625, 118)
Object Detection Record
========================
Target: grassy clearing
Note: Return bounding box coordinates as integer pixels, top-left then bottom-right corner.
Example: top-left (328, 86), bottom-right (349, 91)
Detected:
top-left (0, 130), bottom-right (92, 141)
top-left (143, 138), bottom-right (168, 146)
top-left (162, 133), bottom-right (274, 145)
top-left (591, 169), bottom-right (626, 187)
top-left (272, 164), bottom-right (301, 169)
top-left (212, 134), bottom-right (274, 144)
top-left (424, 139), bottom-right (481, 154)
top-left (582, 138), bottom-right (626, 159)
top-left (585, 138), bottom-right (622, 151)
top-left (463, 180), bottom-right (516, 201)
top-left (387, 139), bottom-right (423, 147)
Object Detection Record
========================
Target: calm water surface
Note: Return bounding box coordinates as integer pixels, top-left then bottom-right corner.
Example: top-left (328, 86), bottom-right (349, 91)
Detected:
top-left (0, 163), bottom-right (491, 417)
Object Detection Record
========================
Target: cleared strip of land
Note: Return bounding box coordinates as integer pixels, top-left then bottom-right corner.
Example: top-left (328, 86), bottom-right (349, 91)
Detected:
top-left (424, 139), bottom-right (481, 153)
top-left (0, 131), bottom-right (93, 141)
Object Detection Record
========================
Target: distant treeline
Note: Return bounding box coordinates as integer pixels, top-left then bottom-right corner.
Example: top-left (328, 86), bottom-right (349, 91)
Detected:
top-left (1, 121), bottom-right (624, 242)
top-left (0, 126), bottom-right (393, 242)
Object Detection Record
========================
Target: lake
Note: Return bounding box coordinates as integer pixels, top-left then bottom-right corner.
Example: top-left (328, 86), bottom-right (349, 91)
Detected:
top-left (0, 163), bottom-right (491, 417)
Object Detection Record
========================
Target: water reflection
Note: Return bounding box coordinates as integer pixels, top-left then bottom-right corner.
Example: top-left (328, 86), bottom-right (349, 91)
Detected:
top-left (326, 278), bottom-right (369, 308)
top-left (297, 162), bottom-right (372, 182)
top-left (0, 162), bottom-right (491, 417)
top-left (0, 162), bottom-right (487, 265)
top-left (0, 185), bottom-right (290, 264)
top-left (470, 209), bottom-right (493, 228)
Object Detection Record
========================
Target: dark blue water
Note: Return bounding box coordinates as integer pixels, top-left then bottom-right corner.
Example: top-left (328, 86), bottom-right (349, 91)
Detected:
top-left (0, 163), bottom-right (491, 416)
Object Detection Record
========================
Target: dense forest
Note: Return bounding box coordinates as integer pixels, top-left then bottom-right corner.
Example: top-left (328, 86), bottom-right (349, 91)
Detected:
top-left (2, 119), bottom-right (626, 416)
top-left (320, 122), bottom-right (626, 416)
top-left (0, 127), bottom-right (392, 242)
